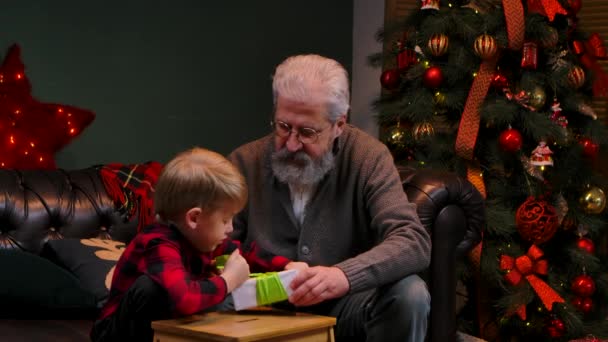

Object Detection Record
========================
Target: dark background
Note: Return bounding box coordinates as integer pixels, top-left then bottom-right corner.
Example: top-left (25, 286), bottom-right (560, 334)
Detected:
top-left (0, 1), bottom-right (353, 168)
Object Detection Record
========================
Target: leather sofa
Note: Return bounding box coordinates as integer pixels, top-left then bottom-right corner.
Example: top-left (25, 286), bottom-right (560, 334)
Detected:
top-left (0, 165), bottom-right (484, 342)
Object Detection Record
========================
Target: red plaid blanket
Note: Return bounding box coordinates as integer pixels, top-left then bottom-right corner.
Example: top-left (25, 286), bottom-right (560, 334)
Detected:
top-left (99, 162), bottom-right (163, 233)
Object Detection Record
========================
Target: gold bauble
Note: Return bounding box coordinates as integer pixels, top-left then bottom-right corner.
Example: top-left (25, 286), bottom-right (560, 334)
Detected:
top-left (579, 186), bottom-right (607, 214)
top-left (386, 125), bottom-right (407, 147)
top-left (434, 91), bottom-right (446, 106)
top-left (527, 86), bottom-right (547, 110)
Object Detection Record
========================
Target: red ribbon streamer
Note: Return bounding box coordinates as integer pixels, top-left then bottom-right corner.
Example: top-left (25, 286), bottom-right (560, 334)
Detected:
top-left (500, 245), bottom-right (565, 320)
top-left (572, 33), bottom-right (608, 97)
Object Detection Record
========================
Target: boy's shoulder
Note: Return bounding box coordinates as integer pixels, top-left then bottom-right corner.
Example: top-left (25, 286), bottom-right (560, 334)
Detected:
top-left (137, 223), bottom-right (184, 246)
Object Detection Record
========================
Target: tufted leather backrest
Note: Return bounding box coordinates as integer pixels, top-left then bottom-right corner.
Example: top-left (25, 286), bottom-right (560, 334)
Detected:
top-left (0, 168), bottom-right (138, 254)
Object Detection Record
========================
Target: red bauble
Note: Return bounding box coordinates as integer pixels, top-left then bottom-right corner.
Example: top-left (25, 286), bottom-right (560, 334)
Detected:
top-left (516, 197), bottom-right (559, 244)
top-left (579, 137), bottom-right (599, 159)
top-left (572, 296), bottom-right (594, 313)
top-left (576, 237), bottom-right (596, 254)
top-left (567, 0), bottom-right (582, 15)
top-left (545, 317), bottom-right (566, 338)
top-left (423, 66), bottom-right (444, 88)
top-left (498, 128), bottom-right (523, 152)
top-left (380, 69), bottom-right (401, 90)
top-left (571, 275), bottom-right (596, 297)
top-left (491, 72), bottom-right (509, 89)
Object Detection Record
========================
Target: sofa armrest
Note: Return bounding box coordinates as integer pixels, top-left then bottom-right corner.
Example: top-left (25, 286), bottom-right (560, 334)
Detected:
top-left (399, 167), bottom-right (485, 342)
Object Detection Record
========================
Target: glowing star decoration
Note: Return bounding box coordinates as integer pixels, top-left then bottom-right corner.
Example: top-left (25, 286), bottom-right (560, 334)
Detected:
top-left (0, 44), bottom-right (95, 169)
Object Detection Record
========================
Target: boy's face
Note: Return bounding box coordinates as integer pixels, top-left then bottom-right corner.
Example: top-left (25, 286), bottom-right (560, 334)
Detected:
top-left (187, 204), bottom-right (237, 253)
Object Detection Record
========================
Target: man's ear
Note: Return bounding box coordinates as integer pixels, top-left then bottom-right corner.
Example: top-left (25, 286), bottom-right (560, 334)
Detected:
top-left (185, 207), bottom-right (202, 230)
top-left (334, 114), bottom-right (347, 137)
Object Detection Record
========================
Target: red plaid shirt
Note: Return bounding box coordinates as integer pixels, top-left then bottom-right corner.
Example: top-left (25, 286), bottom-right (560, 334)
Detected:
top-left (98, 222), bottom-right (290, 320)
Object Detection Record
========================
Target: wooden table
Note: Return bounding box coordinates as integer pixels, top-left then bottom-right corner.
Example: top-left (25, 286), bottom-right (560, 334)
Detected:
top-left (152, 310), bottom-right (336, 342)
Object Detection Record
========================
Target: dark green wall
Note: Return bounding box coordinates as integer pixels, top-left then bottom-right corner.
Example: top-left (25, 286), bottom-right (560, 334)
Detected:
top-left (0, 1), bottom-right (353, 168)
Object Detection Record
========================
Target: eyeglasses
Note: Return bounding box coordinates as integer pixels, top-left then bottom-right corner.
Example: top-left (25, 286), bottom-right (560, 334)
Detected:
top-left (270, 120), bottom-right (327, 144)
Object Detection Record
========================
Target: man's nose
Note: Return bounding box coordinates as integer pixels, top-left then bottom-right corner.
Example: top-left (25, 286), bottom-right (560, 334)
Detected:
top-left (285, 131), bottom-right (303, 152)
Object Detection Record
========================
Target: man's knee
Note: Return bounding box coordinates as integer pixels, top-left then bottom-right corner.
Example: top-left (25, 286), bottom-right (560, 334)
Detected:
top-left (379, 274), bottom-right (430, 317)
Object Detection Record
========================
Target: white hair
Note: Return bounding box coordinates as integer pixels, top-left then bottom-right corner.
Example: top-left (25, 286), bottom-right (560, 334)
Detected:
top-left (272, 54), bottom-right (350, 122)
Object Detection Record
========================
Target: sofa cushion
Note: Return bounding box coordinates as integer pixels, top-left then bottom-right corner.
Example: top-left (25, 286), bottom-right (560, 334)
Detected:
top-left (42, 238), bottom-right (126, 308)
top-left (0, 249), bottom-right (97, 318)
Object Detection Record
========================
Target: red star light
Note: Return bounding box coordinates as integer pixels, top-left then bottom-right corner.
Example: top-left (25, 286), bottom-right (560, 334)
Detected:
top-left (0, 44), bottom-right (95, 169)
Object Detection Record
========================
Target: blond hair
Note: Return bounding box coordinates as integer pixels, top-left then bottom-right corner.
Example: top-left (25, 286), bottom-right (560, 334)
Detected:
top-left (154, 147), bottom-right (247, 222)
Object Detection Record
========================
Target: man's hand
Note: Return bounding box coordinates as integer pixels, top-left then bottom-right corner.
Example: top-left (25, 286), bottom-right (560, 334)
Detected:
top-left (288, 266), bottom-right (349, 307)
top-left (284, 261), bottom-right (309, 272)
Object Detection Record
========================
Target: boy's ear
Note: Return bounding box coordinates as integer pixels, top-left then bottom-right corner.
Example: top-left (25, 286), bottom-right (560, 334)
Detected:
top-left (185, 207), bottom-right (202, 230)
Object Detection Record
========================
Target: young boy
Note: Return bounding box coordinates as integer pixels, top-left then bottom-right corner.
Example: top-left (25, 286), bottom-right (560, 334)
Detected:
top-left (91, 147), bottom-right (305, 342)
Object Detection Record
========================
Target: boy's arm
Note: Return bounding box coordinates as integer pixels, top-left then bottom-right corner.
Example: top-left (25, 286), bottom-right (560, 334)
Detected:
top-left (144, 238), bottom-right (228, 316)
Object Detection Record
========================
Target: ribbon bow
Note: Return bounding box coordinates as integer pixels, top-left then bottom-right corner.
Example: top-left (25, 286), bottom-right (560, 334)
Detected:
top-left (499, 245), bottom-right (565, 320)
top-left (526, 0), bottom-right (567, 22)
top-left (572, 33), bottom-right (608, 97)
top-left (252, 272), bottom-right (289, 306)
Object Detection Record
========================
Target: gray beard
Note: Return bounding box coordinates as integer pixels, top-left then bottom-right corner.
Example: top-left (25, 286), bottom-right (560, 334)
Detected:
top-left (271, 148), bottom-right (335, 187)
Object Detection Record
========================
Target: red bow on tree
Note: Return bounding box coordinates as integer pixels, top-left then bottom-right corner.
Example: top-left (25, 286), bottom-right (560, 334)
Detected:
top-left (500, 245), bottom-right (565, 320)
top-left (572, 33), bottom-right (608, 97)
top-left (527, 0), bottom-right (568, 21)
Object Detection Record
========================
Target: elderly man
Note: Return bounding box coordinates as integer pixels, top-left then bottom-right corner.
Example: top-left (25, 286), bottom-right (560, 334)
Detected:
top-left (228, 54), bottom-right (431, 342)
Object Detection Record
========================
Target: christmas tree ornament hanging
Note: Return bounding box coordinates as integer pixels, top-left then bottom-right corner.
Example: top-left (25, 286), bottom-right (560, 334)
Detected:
top-left (549, 99), bottom-right (568, 128)
top-left (567, 65), bottom-right (586, 89)
top-left (498, 127), bottom-right (523, 152)
top-left (380, 69), bottom-right (401, 90)
top-left (522, 155), bottom-right (545, 181)
top-left (473, 34), bottom-right (498, 60)
top-left (530, 140), bottom-right (554, 166)
top-left (491, 71), bottom-right (509, 89)
top-left (385, 122), bottom-right (407, 147)
top-left (434, 91), bottom-right (446, 106)
top-left (572, 296), bottom-right (594, 314)
top-left (575, 237), bottom-right (595, 254)
top-left (413, 121), bottom-right (435, 140)
top-left (540, 26), bottom-right (559, 49)
top-left (422, 66), bottom-right (444, 88)
top-left (397, 48), bottom-right (417, 71)
top-left (527, 86), bottom-right (547, 110)
top-left (428, 34), bottom-right (449, 57)
top-left (571, 274), bottom-right (596, 297)
top-left (521, 41), bottom-right (538, 69)
top-left (545, 317), bottom-right (566, 338)
top-left (516, 197), bottom-right (559, 244)
top-left (421, 0), bottom-right (440, 10)
top-left (579, 186), bottom-right (606, 214)
top-left (579, 137), bottom-right (599, 159)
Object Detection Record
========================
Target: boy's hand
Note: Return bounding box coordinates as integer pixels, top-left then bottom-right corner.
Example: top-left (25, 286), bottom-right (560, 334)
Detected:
top-left (284, 261), bottom-right (309, 272)
top-left (220, 249), bottom-right (250, 293)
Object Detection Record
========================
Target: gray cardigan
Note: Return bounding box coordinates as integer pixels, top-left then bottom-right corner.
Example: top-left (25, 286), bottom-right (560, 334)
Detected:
top-left (228, 125), bottom-right (431, 293)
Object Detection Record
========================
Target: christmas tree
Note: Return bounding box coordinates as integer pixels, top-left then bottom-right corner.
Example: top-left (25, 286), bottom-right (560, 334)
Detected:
top-left (371, 0), bottom-right (608, 340)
